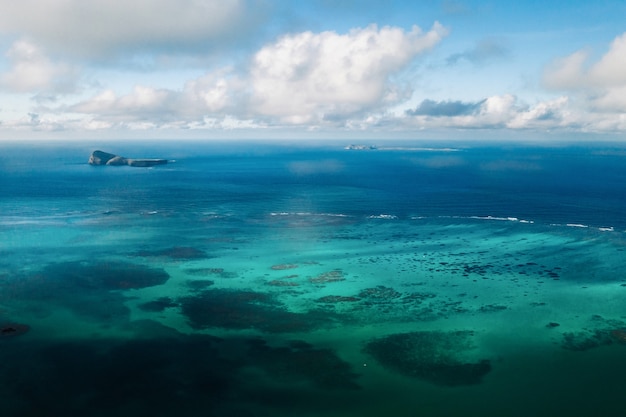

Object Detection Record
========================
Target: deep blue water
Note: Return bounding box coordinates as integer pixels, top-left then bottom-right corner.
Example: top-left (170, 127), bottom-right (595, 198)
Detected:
top-left (1, 140), bottom-right (626, 417)
top-left (3, 142), bottom-right (626, 227)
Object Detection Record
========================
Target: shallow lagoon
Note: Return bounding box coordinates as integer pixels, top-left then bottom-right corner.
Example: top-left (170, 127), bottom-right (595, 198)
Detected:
top-left (1, 141), bottom-right (626, 416)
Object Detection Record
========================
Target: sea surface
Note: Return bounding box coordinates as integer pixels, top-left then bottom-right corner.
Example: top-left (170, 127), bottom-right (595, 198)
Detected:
top-left (1, 140), bottom-right (626, 416)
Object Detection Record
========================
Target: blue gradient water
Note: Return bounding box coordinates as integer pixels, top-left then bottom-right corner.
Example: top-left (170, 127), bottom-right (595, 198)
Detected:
top-left (1, 141), bottom-right (626, 416)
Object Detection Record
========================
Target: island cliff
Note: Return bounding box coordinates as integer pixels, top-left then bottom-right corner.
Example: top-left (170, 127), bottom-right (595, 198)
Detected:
top-left (88, 150), bottom-right (168, 167)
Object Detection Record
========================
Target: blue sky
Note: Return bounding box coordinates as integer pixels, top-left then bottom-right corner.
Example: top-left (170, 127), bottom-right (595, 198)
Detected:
top-left (0, 0), bottom-right (625, 141)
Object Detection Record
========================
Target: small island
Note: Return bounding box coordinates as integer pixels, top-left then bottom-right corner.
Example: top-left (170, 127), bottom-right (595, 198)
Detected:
top-left (88, 150), bottom-right (168, 167)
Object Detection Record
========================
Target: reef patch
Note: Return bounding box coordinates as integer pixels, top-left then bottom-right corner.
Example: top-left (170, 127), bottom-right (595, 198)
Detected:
top-left (363, 330), bottom-right (491, 386)
top-left (134, 246), bottom-right (209, 260)
top-left (179, 289), bottom-right (339, 333)
top-left (247, 338), bottom-right (361, 390)
top-left (0, 323), bottom-right (30, 338)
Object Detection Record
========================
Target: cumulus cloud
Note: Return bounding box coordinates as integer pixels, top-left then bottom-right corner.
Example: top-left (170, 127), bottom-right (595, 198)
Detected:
top-left (404, 94), bottom-right (578, 131)
top-left (0, 40), bottom-right (79, 93)
top-left (249, 23), bottom-right (448, 124)
top-left (405, 94), bottom-right (519, 129)
top-left (69, 68), bottom-right (244, 125)
top-left (543, 32), bottom-right (626, 113)
top-left (542, 50), bottom-right (589, 90)
top-left (508, 96), bottom-right (571, 129)
top-left (544, 33), bottom-right (626, 89)
top-left (0, 0), bottom-right (261, 60)
top-left (70, 87), bottom-right (179, 123)
top-left (65, 23), bottom-right (448, 129)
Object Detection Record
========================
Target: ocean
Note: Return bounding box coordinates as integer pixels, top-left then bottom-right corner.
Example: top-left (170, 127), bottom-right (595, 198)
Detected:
top-left (1, 140), bottom-right (626, 416)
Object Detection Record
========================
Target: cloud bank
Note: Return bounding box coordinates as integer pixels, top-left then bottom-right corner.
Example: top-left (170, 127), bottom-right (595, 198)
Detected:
top-left (1, 3), bottom-right (625, 139)
top-left (59, 23), bottom-right (449, 130)
top-left (249, 23), bottom-right (448, 124)
top-left (543, 32), bottom-right (626, 128)
top-left (0, 0), bottom-right (260, 60)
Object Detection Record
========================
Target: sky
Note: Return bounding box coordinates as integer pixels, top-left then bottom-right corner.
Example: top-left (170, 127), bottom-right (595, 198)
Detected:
top-left (0, 0), bottom-right (625, 142)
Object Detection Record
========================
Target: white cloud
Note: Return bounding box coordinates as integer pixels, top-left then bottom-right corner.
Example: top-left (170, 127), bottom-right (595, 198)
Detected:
top-left (0, 39), bottom-right (79, 93)
top-left (405, 94), bottom-right (521, 129)
top-left (543, 32), bottom-right (626, 116)
top-left (508, 96), bottom-right (570, 129)
top-left (69, 68), bottom-right (243, 125)
top-left (592, 85), bottom-right (626, 112)
top-left (542, 50), bottom-right (588, 90)
top-left (588, 33), bottom-right (626, 87)
top-left (182, 69), bottom-right (244, 114)
top-left (62, 23), bottom-right (448, 129)
top-left (403, 94), bottom-right (579, 131)
top-left (249, 23), bottom-right (448, 124)
top-left (0, 0), bottom-right (257, 60)
top-left (70, 86), bottom-right (181, 125)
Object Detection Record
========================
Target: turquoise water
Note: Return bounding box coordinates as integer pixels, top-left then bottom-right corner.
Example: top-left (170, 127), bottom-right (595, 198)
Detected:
top-left (1, 141), bottom-right (626, 416)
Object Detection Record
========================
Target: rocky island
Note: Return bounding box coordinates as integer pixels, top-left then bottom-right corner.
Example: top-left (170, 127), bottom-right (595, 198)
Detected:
top-left (88, 150), bottom-right (168, 167)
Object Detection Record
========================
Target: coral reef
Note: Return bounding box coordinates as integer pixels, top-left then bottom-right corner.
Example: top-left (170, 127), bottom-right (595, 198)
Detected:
top-left (0, 323), bottom-right (30, 338)
top-left (271, 264), bottom-right (298, 270)
top-left (478, 304), bottom-right (508, 313)
top-left (363, 330), bottom-right (491, 386)
top-left (179, 289), bottom-right (339, 333)
top-left (267, 280), bottom-right (299, 287)
top-left (561, 315), bottom-right (626, 351)
top-left (610, 328), bottom-right (626, 344)
top-left (134, 246), bottom-right (209, 260)
top-left (561, 330), bottom-right (614, 351)
top-left (316, 295), bottom-right (360, 303)
top-left (138, 297), bottom-right (179, 312)
top-left (184, 268), bottom-right (238, 279)
top-left (0, 261), bottom-right (169, 322)
top-left (186, 279), bottom-right (215, 290)
top-left (0, 333), bottom-right (238, 416)
top-left (310, 270), bottom-right (345, 284)
top-left (358, 286), bottom-right (401, 300)
top-left (40, 260), bottom-right (170, 290)
top-left (247, 339), bottom-right (361, 390)
top-left (184, 267), bottom-right (224, 275)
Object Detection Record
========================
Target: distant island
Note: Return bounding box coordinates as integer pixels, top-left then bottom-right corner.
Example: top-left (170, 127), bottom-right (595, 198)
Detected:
top-left (344, 144), bottom-right (377, 150)
top-left (88, 150), bottom-right (168, 167)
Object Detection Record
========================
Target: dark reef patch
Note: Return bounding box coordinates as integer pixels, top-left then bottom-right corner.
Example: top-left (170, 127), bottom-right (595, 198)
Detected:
top-left (185, 279), bottom-right (215, 290)
top-left (478, 304), bottom-right (508, 313)
top-left (0, 334), bottom-right (237, 417)
top-left (560, 315), bottom-right (626, 351)
top-left (0, 261), bottom-right (170, 322)
top-left (309, 270), bottom-right (345, 284)
top-left (363, 330), bottom-right (491, 386)
top-left (0, 328), bottom-right (365, 416)
top-left (41, 261), bottom-right (170, 290)
top-left (316, 295), bottom-right (361, 303)
top-left (179, 289), bottom-right (340, 333)
top-left (358, 286), bottom-right (401, 301)
top-left (561, 330), bottom-right (614, 351)
top-left (134, 246), bottom-right (209, 260)
top-left (138, 297), bottom-right (179, 312)
top-left (271, 263), bottom-right (298, 270)
top-left (0, 323), bottom-right (30, 338)
top-left (246, 338), bottom-right (361, 390)
top-left (184, 267), bottom-right (238, 279)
